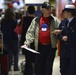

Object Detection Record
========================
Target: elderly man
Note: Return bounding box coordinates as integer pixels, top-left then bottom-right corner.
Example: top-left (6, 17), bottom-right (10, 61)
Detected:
top-left (23, 2), bottom-right (60, 75)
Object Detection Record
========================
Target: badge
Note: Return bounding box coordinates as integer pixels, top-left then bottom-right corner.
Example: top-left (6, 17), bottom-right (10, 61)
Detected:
top-left (61, 26), bottom-right (65, 28)
top-left (41, 24), bottom-right (48, 31)
top-left (72, 30), bottom-right (74, 32)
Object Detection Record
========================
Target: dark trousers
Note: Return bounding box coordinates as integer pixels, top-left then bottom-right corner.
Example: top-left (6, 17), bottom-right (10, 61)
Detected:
top-left (60, 57), bottom-right (76, 75)
top-left (23, 49), bottom-right (36, 75)
top-left (8, 52), bottom-right (18, 70)
top-left (35, 43), bottom-right (56, 75)
top-left (3, 41), bottom-right (19, 71)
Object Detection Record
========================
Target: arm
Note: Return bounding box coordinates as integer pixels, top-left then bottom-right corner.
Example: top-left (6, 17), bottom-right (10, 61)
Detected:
top-left (57, 21), bottom-right (68, 41)
top-left (52, 17), bottom-right (62, 35)
top-left (24, 18), bottom-right (36, 46)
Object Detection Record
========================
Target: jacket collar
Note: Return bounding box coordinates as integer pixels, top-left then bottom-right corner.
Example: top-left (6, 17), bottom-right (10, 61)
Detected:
top-left (35, 14), bottom-right (54, 23)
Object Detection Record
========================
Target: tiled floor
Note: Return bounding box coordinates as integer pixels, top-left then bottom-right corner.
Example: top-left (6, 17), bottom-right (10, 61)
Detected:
top-left (8, 51), bottom-right (61, 75)
top-left (9, 51), bottom-right (24, 75)
top-left (52, 56), bottom-right (61, 75)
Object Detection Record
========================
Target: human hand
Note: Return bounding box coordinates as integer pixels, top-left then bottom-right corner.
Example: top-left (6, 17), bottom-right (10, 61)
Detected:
top-left (21, 44), bottom-right (29, 48)
top-left (62, 36), bottom-right (68, 41)
top-left (52, 30), bottom-right (62, 35)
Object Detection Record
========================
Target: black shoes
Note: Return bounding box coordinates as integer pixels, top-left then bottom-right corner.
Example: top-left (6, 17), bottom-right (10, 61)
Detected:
top-left (14, 68), bottom-right (20, 71)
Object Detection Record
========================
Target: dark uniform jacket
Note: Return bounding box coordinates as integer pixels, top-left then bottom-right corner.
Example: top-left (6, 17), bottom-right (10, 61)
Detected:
top-left (58, 17), bottom-right (76, 58)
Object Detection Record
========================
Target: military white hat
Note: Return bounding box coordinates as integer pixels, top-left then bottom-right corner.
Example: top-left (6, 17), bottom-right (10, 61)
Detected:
top-left (63, 4), bottom-right (75, 11)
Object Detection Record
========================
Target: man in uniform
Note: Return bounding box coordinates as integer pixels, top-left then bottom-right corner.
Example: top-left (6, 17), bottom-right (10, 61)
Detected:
top-left (54, 5), bottom-right (76, 75)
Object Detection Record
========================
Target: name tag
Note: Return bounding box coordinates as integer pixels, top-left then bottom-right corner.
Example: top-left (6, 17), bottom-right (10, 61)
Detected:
top-left (41, 24), bottom-right (48, 31)
top-left (61, 26), bottom-right (65, 28)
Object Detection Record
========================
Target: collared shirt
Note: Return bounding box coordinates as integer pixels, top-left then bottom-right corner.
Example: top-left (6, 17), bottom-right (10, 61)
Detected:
top-left (67, 17), bottom-right (74, 27)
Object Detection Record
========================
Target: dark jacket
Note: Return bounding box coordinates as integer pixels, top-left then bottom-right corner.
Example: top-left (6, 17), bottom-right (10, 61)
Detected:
top-left (20, 16), bottom-right (34, 45)
top-left (1, 18), bottom-right (18, 41)
top-left (58, 17), bottom-right (76, 58)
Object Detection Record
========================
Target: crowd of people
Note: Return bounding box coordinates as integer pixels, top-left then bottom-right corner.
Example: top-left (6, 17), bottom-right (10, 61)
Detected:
top-left (0, 1), bottom-right (76, 75)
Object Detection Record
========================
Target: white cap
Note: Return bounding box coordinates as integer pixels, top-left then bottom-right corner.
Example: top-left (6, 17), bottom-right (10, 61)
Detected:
top-left (65, 5), bottom-right (75, 9)
top-left (63, 4), bottom-right (76, 12)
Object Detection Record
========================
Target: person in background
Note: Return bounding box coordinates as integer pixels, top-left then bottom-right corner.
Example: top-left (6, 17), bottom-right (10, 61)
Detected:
top-left (0, 9), bottom-right (3, 17)
top-left (23, 2), bottom-right (60, 75)
top-left (15, 10), bottom-right (23, 24)
top-left (1, 8), bottom-right (19, 71)
top-left (51, 8), bottom-right (56, 16)
top-left (20, 6), bottom-right (35, 75)
top-left (15, 10), bottom-right (23, 51)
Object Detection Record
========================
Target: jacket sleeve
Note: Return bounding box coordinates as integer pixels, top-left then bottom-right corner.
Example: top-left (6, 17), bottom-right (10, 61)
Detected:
top-left (55, 17), bottom-right (61, 28)
top-left (57, 21), bottom-right (64, 41)
top-left (24, 18), bottom-right (36, 46)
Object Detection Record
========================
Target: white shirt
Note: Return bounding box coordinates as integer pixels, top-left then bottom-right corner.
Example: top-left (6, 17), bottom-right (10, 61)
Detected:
top-left (67, 17), bottom-right (74, 27)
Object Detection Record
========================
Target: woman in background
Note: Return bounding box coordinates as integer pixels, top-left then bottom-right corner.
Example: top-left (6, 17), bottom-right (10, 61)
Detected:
top-left (1, 8), bottom-right (19, 71)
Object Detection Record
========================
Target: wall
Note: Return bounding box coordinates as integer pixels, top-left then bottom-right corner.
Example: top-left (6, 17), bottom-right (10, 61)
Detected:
top-left (0, 0), bottom-right (4, 12)
top-left (56, 0), bottom-right (68, 19)
top-left (56, 0), bottom-right (74, 19)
